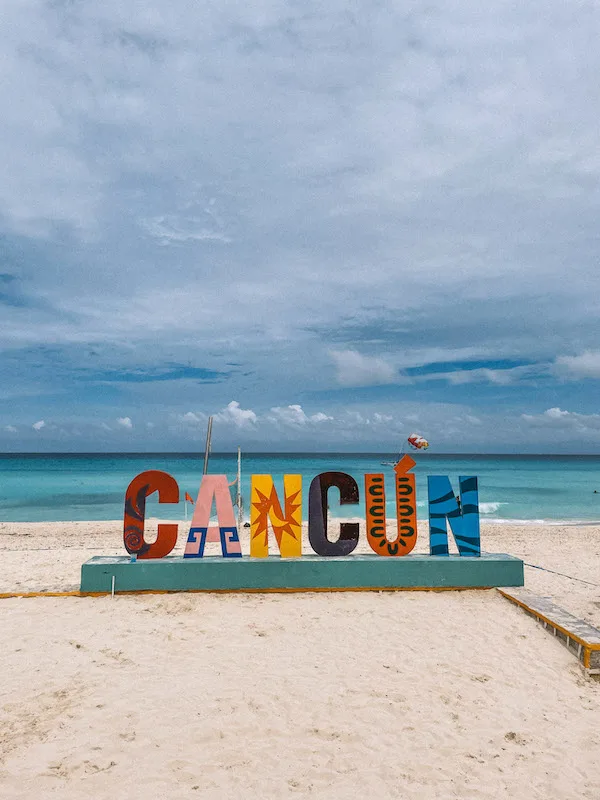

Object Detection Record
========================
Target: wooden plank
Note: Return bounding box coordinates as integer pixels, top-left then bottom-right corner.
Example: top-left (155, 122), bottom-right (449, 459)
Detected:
top-left (498, 588), bottom-right (600, 673)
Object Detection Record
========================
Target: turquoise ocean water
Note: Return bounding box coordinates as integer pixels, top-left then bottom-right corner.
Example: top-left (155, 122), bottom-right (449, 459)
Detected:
top-left (1, 453), bottom-right (600, 524)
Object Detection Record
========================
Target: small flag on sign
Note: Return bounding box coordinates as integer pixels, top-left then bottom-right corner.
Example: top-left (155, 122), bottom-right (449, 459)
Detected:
top-left (185, 492), bottom-right (194, 504)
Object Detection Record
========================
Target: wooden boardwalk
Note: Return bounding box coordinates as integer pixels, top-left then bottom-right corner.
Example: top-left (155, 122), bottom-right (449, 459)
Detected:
top-left (499, 588), bottom-right (600, 674)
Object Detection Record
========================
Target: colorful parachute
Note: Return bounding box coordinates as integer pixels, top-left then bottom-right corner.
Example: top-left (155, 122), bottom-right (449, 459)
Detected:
top-left (407, 432), bottom-right (429, 451)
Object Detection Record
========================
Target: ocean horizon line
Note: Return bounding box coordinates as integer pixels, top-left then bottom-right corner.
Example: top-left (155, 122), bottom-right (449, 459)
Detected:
top-left (1, 451), bottom-right (600, 458)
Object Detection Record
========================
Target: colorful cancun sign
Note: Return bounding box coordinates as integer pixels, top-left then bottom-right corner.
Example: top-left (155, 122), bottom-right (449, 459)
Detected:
top-left (123, 455), bottom-right (481, 560)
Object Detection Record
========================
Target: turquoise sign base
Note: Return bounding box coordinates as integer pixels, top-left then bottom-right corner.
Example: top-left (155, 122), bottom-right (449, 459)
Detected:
top-left (80, 553), bottom-right (524, 594)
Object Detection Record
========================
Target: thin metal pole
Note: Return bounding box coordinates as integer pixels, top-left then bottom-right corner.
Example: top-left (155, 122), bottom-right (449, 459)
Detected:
top-left (203, 416), bottom-right (213, 475)
top-left (236, 446), bottom-right (242, 529)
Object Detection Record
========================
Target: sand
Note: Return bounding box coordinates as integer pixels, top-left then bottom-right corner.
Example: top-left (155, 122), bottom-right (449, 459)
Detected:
top-left (1, 520), bottom-right (600, 799)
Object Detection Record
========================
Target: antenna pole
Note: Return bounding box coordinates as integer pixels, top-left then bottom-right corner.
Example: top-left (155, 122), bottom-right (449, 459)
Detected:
top-left (236, 446), bottom-right (243, 529)
top-left (203, 416), bottom-right (213, 475)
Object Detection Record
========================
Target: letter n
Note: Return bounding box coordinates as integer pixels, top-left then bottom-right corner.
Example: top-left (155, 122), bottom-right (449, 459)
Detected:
top-left (427, 476), bottom-right (480, 557)
top-left (250, 475), bottom-right (302, 558)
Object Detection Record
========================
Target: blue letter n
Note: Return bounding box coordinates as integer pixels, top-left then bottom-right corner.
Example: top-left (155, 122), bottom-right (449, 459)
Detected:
top-left (427, 476), bottom-right (480, 557)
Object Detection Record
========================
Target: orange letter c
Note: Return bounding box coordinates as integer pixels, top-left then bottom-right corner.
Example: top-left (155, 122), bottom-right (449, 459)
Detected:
top-left (123, 470), bottom-right (179, 559)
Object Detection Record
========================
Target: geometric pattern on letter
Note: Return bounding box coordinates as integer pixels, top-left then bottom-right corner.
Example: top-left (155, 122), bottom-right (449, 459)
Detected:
top-left (184, 475), bottom-right (242, 558)
top-left (365, 454), bottom-right (417, 557)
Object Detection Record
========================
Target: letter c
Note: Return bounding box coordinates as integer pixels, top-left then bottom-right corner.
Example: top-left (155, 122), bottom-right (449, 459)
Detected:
top-left (123, 470), bottom-right (179, 559)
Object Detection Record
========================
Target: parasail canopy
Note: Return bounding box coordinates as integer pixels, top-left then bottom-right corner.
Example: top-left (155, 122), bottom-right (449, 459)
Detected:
top-left (407, 432), bottom-right (429, 451)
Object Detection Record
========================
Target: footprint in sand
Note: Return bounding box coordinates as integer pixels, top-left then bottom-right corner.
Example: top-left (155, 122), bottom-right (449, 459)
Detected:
top-left (504, 731), bottom-right (528, 745)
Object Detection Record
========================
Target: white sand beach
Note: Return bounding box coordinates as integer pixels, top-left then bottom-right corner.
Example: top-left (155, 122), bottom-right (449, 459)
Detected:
top-left (1, 521), bottom-right (600, 799)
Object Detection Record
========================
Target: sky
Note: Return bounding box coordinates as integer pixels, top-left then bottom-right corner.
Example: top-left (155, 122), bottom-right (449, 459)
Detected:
top-left (1, 0), bottom-right (600, 453)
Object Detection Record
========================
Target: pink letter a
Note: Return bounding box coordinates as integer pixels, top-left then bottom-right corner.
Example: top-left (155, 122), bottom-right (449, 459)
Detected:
top-left (184, 475), bottom-right (242, 559)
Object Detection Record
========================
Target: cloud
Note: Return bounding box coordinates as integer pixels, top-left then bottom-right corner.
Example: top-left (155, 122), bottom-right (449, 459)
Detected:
top-left (141, 214), bottom-right (232, 245)
top-left (554, 352), bottom-right (600, 379)
top-left (213, 401), bottom-right (257, 428)
top-left (5, 425), bottom-right (17, 433)
top-left (521, 407), bottom-right (600, 432)
top-left (1, 2), bottom-right (600, 452)
top-left (423, 365), bottom-right (536, 386)
top-left (330, 350), bottom-right (399, 388)
top-left (310, 412), bottom-right (333, 423)
top-left (4, 397), bottom-right (598, 452)
top-left (268, 404), bottom-right (333, 426)
top-left (544, 407), bottom-right (570, 420)
top-left (32, 420), bottom-right (45, 431)
top-left (116, 417), bottom-right (133, 429)
top-left (372, 413), bottom-right (394, 424)
top-left (180, 411), bottom-right (206, 425)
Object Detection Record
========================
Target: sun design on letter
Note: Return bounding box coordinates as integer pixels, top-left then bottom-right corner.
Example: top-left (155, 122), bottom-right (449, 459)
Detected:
top-left (251, 486), bottom-right (301, 550)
